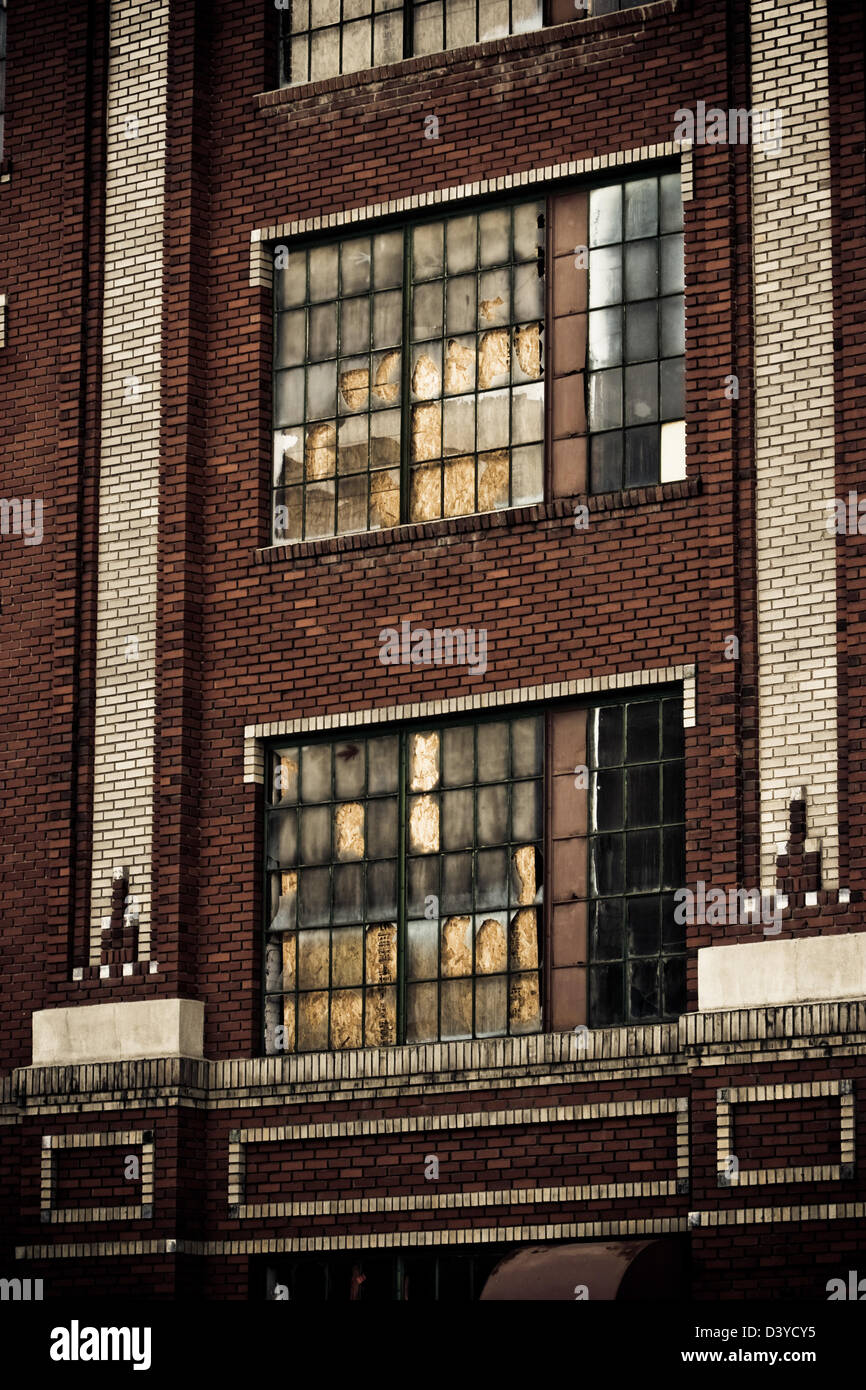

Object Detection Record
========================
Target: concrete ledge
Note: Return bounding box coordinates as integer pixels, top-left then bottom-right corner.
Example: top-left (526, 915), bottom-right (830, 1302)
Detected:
top-left (31, 999), bottom-right (204, 1065)
top-left (698, 933), bottom-right (866, 1012)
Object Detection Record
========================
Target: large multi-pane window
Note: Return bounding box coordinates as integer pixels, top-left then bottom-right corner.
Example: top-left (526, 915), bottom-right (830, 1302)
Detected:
top-left (587, 173), bottom-right (685, 492)
top-left (263, 695), bottom-right (688, 1051)
top-left (272, 200), bottom-right (544, 542)
top-left (279, 0), bottom-right (543, 86)
top-left (277, 0), bottom-right (649, 85)
top-left (264, 715), bottom-right (543, 1052)
top-left (588, 695), bottom-right (686, 1025)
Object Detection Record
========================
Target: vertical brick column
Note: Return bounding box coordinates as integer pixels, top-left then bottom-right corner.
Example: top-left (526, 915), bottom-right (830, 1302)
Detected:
top-left (750, 0), bottom-right (839, 889)
top-left (88, 0), bottom-right (169, 962)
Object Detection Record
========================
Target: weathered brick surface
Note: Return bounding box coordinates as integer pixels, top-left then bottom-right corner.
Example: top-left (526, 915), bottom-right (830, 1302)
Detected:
top-left (1, 0), bottom-right (865, 1298)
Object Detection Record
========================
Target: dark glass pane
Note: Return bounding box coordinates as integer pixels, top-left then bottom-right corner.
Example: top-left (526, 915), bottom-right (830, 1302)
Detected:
top-left (627, 895), bottom-right (660, 955)
top-left (662, 825), bottom-right (685, 888)
top-left (659, 171), bottom-right (684, 233)
top-left (590, 431), bottom-right (623, 493)
top-left (511, 779), bottom-right (541, 841)
top-left (592, 833), bottom-right (623, 894)
top-left (368, 735), bottom-right (399, 793)
top-left (629, 957), bottom-right (659, 1019)
top-left (332, 862), bottom-right (363, 923)
top-left (662, 891), bottom-right (685, 950)
top-left (476, 784), bottom-right (508, 846)
top-left (590, 962), bottom-right (623, 1026)
top-left (367, 859), bottom-right (397, 918)
top-left (476, 847), bottom-right (509, 910)
top-left (441, 788), bottom-right (475, 850)
top-left (624, 240), bottom-right (657, 301)
top-left (662, 761), bottom-right (685, 823)
top-left (300, 805), bottom-right (332, 863)
top-left (402, 1256), bottom-right (436, 1302)
top-left (334, 740), bottom-right (365, 798)
top-left (624, 300), bottom-right (657, 363)
top-left (442, 852), bottom-right (473, 912)
top-left (662, 953), bottom-right (686, 1016)
top-left (594, 769), bottom-right (623, 830)
top-left (660, 294), bottom-right (685, 357)
top-left (626, 764), bottom-right (660, 826)
top-left (268, 808), bottom-right (298, 866)
top-left (662, 699), bottom-right (684, 758)
top-left (596, 705), bottom-right (623, 767)
top-left (367, 796), bottom-right (398, 857)
top-left (626, 700), bottom-right (659, 761)
top-left (298, 866), bottom-right (331, 927)
top-left (626, 828), bottom-right (660, 891)
top-left (593, 897), bottom-right (624, 959)
top-left (301, 743), bottom-right (332, 802)
top-left (660, 355), bottom-right (685, 421)
top-left (438, 1257), bottom-right (473, 1302)
top-left (477, 722), bottom-right (509, 782)
top-left (512, 716), bottom-right (542, 777)
top-left (624, 361), bottom-right (658, 426)
top-left (624, 425), bottom-right (658, 487)
top-left (442, 725), bottom-right (475, 786)
top-left (408, 855), bottom-right (438, 916)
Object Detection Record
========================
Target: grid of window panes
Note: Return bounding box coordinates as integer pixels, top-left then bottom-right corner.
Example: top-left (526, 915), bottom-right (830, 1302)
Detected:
top-left (279, 0), bottom-right (404, 87)
top-left (264, 733), bottom-right (402, 1053)
top-left (588, 695), bottom-right (686, 1026)
top-left (263, 715), bottom-right (543, 1052)
top-left (408, 203), bottom-right (544, 522)
top-left (272, 198), bottom-right (545, 543)
top-left (403, 718), bottom-right (543, 1042)
top-left (587, 173), bottom-right (685, 492)
top-left (412, 0), bottom-right (542, 58)
top-left (273, 229), bottom-right (405, 541)
top-left (265, 1248), bottom-right (506, 1300)
top-left (279, 0), bottom-right (544, 86)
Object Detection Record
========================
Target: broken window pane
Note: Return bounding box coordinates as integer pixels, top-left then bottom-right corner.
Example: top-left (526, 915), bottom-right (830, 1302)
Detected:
top-left (409, 794), bottom-right (440, 853)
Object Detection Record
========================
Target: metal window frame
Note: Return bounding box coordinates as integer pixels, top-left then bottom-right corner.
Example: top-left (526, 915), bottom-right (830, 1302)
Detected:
top-left (271, 191), bottom-right (546, 544)
top-left (587, 690), bottom-right (686, 1026)
top-left (585, 167), bottom-right (685, 493)
top-left (262, 707), bottom-right (545, 1053)
top-left (278, 0), bottom-right (543, 88)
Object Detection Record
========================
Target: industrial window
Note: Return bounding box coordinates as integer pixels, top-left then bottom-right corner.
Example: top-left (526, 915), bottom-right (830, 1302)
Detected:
top-left (278, 0), bottom-right (543, 86)
top-left (586, 173), bottom-right (685, 491)
top-left (272, 199), bottom-right (544, 542)
top-left (263, 692), bottom-right (687, 1051)
top-left (277, 0), bottom-right (649, 85)
top-left (265, 1249), bottom-right (505, 1300)
top-left (587, 695), bottom-right (686, 1025)
top-left (264, 715), bottom-right (544, 1052)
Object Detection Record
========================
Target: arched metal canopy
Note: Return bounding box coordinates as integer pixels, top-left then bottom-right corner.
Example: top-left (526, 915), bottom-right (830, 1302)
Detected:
top-left (479, 1239), bottom-right (688, 1301)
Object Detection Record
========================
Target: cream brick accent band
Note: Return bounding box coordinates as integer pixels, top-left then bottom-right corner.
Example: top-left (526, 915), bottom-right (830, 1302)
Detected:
top-left (87, 0), bottom-right (169, 963)
top-left (228, 1098), bottom-right (689, 1218)
top-left (40, 1129), bottom-right (155, 1225)
top-left (249, 142), bottom-right (692, 287)
top-left (23, 1205), bottom-right (866, 1261)
top-left (750, 0), bottom-right (839, 889)
top-left (716, 1078), bottom-right (854, 1187)
top-left (243, 663), bottom-right (696, 782)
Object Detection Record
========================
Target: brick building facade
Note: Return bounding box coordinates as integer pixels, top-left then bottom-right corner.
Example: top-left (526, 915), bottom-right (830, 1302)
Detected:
top-left (2, 0), bottom-right (866, 1300)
